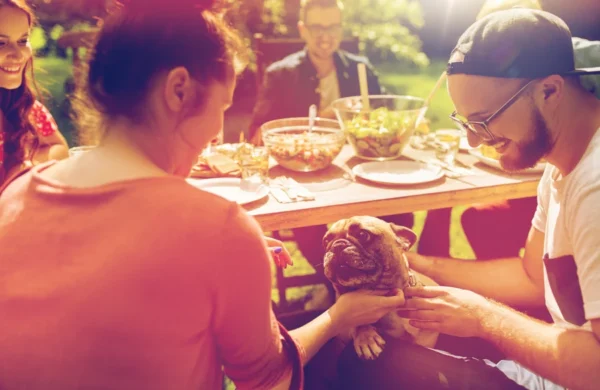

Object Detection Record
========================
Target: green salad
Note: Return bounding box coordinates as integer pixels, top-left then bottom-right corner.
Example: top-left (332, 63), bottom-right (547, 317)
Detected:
top-left (345, 107), bottom-right (420, 159)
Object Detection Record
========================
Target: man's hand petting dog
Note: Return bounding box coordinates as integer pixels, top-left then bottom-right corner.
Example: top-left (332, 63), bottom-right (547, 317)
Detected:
top-left (323, 216), bottom-right (440, 360)
top-left (398, 285), bottom-right (494, 339)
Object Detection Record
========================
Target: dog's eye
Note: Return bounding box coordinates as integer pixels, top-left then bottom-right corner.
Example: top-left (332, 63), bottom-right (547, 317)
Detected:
top-left (323, 235), bottom-right (333, 249)
top-left (357, 229), bottom-right (371, 243)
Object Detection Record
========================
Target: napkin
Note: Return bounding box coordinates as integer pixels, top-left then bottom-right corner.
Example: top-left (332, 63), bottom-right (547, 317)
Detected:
top-left (269, 177), bottom-right (315, 203)
top-left (189, 153), bottom-right (241, 178)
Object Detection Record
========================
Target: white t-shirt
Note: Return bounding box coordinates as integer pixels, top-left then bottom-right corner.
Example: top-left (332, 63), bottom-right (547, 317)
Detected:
top-left (318, 70), bottom-right (341, 113)
top-left (532, 128), bottom-right (600, 331)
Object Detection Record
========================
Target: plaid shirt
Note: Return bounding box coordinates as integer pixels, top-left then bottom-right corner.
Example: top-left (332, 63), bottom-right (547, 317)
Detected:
top-left (0, 100), bottom-right (58, 185)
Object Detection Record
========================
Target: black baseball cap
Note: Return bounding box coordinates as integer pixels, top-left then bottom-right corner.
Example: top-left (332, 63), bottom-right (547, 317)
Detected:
top-left (447, 8), bottom-right (600, 79)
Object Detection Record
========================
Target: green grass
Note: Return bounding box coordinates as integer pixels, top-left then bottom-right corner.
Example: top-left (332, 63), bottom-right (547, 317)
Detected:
top-left (34, 56), bottom-right (75, 145)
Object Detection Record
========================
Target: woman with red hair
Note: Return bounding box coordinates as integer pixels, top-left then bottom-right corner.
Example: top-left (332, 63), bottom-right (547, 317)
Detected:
top-left (0, 0), bottom-right (68, 188)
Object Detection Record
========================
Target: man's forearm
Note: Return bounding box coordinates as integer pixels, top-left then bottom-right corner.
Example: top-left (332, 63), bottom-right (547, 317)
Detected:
top-left (481, 302), bottom-right (600, 390)
top-left (427, 256), bottom-right (544, 308)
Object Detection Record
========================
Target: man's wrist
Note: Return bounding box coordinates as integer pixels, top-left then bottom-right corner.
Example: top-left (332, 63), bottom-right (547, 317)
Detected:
top-left (476, 299), bottom-right (512, 340)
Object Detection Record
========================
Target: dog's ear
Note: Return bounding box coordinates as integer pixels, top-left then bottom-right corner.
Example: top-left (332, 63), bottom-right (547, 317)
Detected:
top-left (389, 224), bottom-right (417, 250)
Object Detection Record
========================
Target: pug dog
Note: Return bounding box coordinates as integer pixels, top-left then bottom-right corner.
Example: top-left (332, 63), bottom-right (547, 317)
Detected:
top-left (323, 216), bottom-right (439, 360)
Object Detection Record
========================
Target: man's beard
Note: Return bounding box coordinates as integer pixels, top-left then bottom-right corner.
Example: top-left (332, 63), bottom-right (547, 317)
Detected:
top-left (500, 107), bottom-right (553, 171)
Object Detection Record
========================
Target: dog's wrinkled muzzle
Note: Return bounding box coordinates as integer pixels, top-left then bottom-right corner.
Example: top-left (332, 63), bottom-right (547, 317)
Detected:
top-left (324, 238), bottom-right (380, 281)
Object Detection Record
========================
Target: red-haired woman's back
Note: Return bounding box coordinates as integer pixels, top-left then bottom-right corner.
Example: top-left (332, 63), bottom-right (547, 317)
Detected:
top-left (0, 0), bottom-right (69, 187)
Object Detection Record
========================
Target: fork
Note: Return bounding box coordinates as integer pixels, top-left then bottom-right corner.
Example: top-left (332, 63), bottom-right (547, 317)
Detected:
top-left (412, 157), bottom-right (469, 178)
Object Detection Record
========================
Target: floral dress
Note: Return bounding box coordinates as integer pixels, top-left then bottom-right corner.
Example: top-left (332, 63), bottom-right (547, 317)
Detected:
top-left (0, 101), bottom-right (58, 185)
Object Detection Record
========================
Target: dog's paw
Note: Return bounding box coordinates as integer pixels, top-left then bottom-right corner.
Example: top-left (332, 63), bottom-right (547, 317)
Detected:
top-left (352, 325), bottom-right (386, 360)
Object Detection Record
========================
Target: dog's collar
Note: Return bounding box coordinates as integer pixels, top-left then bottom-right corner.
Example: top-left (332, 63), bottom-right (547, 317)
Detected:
top-left (404, 271), bottom-right (419, 289)
top-left (409, 272), bottom-right (418, 287)
top-left (335, 272), bottom-right (419, 294)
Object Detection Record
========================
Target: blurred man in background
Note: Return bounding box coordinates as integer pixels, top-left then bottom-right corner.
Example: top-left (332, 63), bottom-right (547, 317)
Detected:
top-left (249, 0), bottom-right (413, 295)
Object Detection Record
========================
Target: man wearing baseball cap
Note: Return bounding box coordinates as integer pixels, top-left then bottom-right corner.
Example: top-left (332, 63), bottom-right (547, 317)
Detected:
top-left (338, 8), bottom-right (600, 389)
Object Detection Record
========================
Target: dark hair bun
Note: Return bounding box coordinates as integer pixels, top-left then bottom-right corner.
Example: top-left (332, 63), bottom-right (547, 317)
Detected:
top-left (73, 0), bottom-right (244, 137)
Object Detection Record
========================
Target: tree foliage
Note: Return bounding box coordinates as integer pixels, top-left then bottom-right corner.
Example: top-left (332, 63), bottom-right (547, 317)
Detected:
top-left (29, 0), bottom-right (429, 69)
top-left (344, 0), bottom-right (428, 67)
top-left (29, 0), bottom-right (107, 27)
top-left (226, 0), bottom-right (429, 69)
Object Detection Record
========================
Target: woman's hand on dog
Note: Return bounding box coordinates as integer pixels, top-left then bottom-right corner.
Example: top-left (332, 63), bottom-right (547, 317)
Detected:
top-left (328, 289), bottom-right (407, 333)
top-left (264, 237), bottom-right (294, 268)
top-left (398, 285), bottom-right (492, 338)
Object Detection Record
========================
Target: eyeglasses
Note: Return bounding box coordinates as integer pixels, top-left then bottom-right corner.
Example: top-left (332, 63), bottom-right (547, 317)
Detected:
top-left (305, 24), bottom-right (343, 37)
top-left (449, 79), bottom-right (537, 143)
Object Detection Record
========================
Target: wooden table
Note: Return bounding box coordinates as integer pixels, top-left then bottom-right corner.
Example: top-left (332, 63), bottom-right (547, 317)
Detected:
top-left (245, 145), bottom-right (541, 231)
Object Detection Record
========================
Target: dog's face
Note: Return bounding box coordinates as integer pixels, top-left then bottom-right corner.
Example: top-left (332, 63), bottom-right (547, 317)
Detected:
top-left (323, 216), bottom-right (417, 292)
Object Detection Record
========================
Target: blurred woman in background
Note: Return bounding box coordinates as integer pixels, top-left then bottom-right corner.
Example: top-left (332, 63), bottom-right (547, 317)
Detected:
top-left (0, 0), bottom-right (68, 188)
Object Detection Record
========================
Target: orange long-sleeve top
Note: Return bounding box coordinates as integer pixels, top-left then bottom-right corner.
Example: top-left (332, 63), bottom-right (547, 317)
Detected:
top-left (0, 163), bottom-right (304, 389)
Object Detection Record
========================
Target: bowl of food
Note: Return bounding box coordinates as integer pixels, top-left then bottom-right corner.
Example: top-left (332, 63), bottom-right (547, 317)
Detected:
top-left (332, 95), bottom-right (428, 161)
top-left (261, 118), bottom-right (345, 172)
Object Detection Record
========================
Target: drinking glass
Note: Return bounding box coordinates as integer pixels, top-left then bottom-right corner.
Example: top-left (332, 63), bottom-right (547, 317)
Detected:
top-left (433, 129), bottom-right (462, 164)
top-left (238, 145), bottom-right (270, 189)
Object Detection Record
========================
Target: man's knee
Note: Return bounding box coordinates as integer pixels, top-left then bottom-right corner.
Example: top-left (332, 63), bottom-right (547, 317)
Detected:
top-left (337, 336), bottom-right (440, 389)
top-left (338, 337), bottom-right (526, 390)
top-left (461, 205), bottom-right (492, 237)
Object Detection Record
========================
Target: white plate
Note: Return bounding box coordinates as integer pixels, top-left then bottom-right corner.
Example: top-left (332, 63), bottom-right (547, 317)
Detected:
top-left (468, 149), bottom-right (546, 173)
top-left (352, 161), bottom-right (444, 185)
top-left (186, 178), bottom-right (269, 205)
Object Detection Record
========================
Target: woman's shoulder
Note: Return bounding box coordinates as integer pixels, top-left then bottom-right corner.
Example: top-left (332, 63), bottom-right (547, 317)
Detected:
top-left (134, 177), bottom-right (229, 203)
top-left (120, 177), bottom-right (243, 224)
top-left (29, 100), bottom-right (58, 137)
top-left (120, 178), bottom-right (264, 260)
